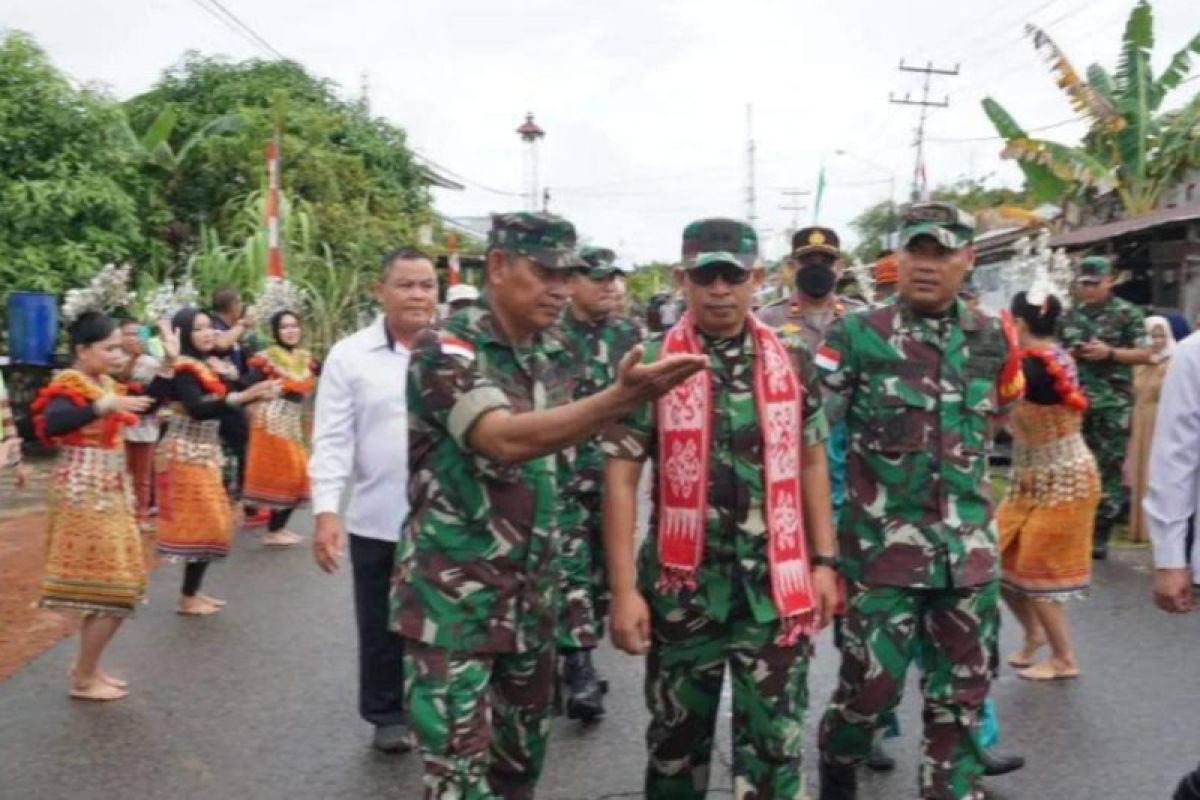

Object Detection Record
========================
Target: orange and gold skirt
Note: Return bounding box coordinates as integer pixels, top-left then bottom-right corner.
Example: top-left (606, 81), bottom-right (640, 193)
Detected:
top-left (998, 404), bottom-right (1099, 600)
top-left (242, 399), bottom-right (309, 509)
top-left (41, 446), bottom-right (146, 616)
top-left (155, 417), bottom-right (232, 561)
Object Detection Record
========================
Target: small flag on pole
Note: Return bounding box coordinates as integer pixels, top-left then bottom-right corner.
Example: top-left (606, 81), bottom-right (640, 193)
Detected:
top-left (812, 164), bottom-right (826, 224)
top-left (265, 135), bottom-right (284, 279)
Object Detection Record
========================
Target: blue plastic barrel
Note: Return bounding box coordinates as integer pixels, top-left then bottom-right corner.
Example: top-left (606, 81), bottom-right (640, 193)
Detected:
top-left (6, 292), bottom-right (58, 365)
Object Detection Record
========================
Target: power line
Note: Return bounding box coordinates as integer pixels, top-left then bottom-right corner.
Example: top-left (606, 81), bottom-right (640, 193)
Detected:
top-left (926, 115), bottom-right (1085, 143)
top-left (185, 0), bottom-right (287, 60)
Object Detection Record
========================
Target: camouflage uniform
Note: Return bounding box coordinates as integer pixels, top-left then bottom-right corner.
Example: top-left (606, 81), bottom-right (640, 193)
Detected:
top-left (1058, 284), bottom-right (1147, 540)
top-left (816, 285), bottom-right (1017, 796)
top-left (392, 212), bottom-right (585, 799)
top-left (555, 309), bottom-right (642, 650)
top-left (604, 329), bottom-right (829, 799)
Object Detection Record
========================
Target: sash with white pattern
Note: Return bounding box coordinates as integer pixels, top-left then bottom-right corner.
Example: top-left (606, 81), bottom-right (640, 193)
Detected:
top-left (656, 311), bottom-right (816, 643)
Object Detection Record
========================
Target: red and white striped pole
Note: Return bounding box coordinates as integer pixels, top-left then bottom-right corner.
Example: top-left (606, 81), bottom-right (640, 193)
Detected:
top-left (265, 134), bottom-right (284, 279)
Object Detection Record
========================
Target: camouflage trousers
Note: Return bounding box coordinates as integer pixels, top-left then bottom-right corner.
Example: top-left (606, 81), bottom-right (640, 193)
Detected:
top-left (1081, 404), bottom-right (1132, 526)
top-left (555, 493), bottom-right (607, 651)
top-left (645, 600), bottom-right (813, 799)
top-left (819, 581), bottom-right (999, 800)
top-left (405, 638), bottom-right (555, 800)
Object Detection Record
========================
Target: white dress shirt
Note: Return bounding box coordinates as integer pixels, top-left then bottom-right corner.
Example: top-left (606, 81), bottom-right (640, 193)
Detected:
top-left (309, 317), bottom-right (411, 542)
top-left (1143, 331), bottom-right (1200, 579)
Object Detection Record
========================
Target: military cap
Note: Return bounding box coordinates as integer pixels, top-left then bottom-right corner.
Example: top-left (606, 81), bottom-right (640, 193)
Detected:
top-left (792, 226), bottom-right (841, 257)
top-left (1076, 255), bottom-right (1112, 283)
top-left (898, 202), bottom-right (976, 250)
top-left (680, 217), bottom-right (758, 270)
top-left (488, 211), bottom-right (586, 269)
top-left (579, 245), bottom-right (626, 278)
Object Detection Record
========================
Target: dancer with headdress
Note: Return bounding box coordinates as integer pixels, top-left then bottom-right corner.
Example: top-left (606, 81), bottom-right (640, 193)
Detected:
top-left (32, 265), bottom-right (172, 700)
top-left (242, 309), bottom-right (318, 546)
top-left (156, 307), bottom-right (281, 615)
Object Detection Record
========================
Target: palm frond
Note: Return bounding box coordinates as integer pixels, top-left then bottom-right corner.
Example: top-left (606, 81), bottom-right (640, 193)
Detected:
top-left (982, 98), bottom-right (1073, 201)
top-left (1156, 31), bottom-right (1200, 99)
top-left (1086, 64), bottom-right (1117, 107)
top-left (999, 137), bottom-right (1117, 195)
top-left (1026, 23), bottom-right (1124, 132)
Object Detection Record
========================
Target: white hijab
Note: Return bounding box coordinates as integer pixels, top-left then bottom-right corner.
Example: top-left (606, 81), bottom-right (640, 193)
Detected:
top-left (1146, 315), bottom-right (1176, 364)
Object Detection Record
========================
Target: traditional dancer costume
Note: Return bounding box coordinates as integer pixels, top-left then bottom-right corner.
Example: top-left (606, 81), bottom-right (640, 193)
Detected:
top-left (33, 370), bottom-right (147, 616)
top-left (242, 315), bottom-right (316, 513)
top-left (998, 345), bottom-right (1099, 600)
top-left (155, 310), bottom-right (236, 573)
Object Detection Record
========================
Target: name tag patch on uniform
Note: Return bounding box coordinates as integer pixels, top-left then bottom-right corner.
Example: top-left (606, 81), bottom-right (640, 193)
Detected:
top-left (815, 345), bottom-right (840, 371)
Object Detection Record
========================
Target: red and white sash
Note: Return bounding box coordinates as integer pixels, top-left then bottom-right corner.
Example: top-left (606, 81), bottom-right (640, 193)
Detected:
top-left (656, 311), bottom-right (817, 643)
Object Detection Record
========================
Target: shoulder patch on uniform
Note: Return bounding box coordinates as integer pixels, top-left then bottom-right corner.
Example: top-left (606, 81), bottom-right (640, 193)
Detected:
top-left (439, 334), bottom-right (475, 362)
top-left (815, 344), bottom-right (841, 371)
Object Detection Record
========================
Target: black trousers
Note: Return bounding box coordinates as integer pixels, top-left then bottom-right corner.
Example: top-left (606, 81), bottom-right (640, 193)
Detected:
top-left (349, 534), bottom-right (406, 727)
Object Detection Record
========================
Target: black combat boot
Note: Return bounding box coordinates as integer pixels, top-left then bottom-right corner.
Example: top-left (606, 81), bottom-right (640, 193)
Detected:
top-left (864, 738), bottom-right (896, 772)
top-left (562, 649), bottom-right (605, 722)
top-left (981, 748), bottom-right (1025, 776)
top-left (1174, 761), bottom-right (1200, 800)
top-left (819, 760), bottom-right (858, 800)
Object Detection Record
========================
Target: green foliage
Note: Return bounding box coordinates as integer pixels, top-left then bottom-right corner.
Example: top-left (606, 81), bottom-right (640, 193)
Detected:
top-left (624, 262), bottom-right (675, 303)
top-left (123, 54), bottom-right (433, 277)
top-left (982, 0), bottom-right (1200, 215)
top-left (0, 31), bottom-right (144, 299)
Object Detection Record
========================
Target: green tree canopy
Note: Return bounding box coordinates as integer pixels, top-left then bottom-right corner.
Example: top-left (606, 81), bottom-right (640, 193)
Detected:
top-left (124, 53), bottom-right (434, 278)
top-left (0, 31), bottom-right (144, 294)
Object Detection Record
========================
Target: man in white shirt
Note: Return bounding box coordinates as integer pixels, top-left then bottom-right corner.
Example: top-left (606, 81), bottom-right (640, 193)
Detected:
top-left (1143, 328), bottom-right (1200, 800)
top-left (309, 248), bottom-right (438, 753)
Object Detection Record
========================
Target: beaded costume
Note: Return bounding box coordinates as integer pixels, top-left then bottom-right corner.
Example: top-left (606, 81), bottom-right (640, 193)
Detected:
top-left (998, 346), bottom-right (1099, 600)
top-left (155, 357), bottom-right (234, 561)
top-left (32, 370), bottom-right (146, 616)
top-left (241, 346), bottom-right (315, 509)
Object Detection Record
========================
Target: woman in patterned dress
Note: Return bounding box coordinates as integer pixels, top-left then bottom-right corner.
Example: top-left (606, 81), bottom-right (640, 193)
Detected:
top-left (156, 308), bottom-right (280, 615)
top-left (242, 310), bottom-right (318, 547)
top-left (998, 292), bottom-right (1100, 681)
top-left (32, 312), bottom-right (157, 701)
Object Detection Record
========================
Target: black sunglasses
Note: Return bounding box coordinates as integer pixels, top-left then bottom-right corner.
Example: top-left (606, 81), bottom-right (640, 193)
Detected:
top-left (687, 262), bottom-right (751, 286)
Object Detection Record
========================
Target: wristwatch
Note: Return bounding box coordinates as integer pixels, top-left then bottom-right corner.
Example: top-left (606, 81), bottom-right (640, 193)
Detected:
top-left (811, 554), bottom-right (840, 572)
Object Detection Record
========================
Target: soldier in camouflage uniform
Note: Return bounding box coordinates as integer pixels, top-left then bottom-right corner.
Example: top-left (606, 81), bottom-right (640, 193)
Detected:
top-left (603, 218), bottom-right (840, 799)
top-left (816, 203), bottom-right (1023, 800)
top-left (393, 212), bottom-right (706, 799)
top-left (555, 244), bottom-right (643, 722)
top-left (1058, 255), bottom-right (1150, 559)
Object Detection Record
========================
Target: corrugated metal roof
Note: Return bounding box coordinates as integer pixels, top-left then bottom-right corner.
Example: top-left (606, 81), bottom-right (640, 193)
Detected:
top-left (1050, 204), bottom-right (1200, 247)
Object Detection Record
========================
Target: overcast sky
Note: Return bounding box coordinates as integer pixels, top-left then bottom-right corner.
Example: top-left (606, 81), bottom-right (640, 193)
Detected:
top-left (7, 0), bottom-right (1200, 262)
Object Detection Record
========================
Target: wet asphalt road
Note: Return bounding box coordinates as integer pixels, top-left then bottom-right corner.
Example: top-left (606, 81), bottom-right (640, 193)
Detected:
top-left (0, 512), bottom-right (1196, 800)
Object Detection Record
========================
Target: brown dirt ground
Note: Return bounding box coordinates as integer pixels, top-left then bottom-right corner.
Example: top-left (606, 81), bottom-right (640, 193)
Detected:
top-left (0, 512), bottom-right (77, 682)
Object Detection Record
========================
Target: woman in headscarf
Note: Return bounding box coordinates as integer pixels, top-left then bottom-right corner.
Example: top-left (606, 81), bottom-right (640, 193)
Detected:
top-left (32, 311), bottom-right (158, 700)
top-left (999, 291), bottom-right (1099, 681)
top-left (156, 307), bottom-right (280, 615)
top-left (1128, 315), bottom-right (1177, 543)
top-left (241, 310), bottom-right (318, 546)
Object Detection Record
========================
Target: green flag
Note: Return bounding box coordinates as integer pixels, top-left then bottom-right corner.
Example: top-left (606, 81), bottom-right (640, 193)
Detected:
top-left (813, 164), bottom-right (826, 223)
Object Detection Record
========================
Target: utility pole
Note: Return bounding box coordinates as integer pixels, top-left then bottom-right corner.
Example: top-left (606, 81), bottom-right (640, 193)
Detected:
top-left (542, 187), bottom-right (551, 213)
top-left (779, 189), bottom-right (811, 239)
top-left (889, 60), bottom-right (958, 202)
top-left (745, 103), bottom-right (757, 227)
top-left (359, 71), bottom-right (370, 114)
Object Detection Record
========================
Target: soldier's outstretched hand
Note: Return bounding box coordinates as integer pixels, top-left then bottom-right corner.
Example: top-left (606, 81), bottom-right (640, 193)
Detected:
top-left (610, 589), bottom-right (651, 655)
top-left (615, 345), bottom-right (707, 402)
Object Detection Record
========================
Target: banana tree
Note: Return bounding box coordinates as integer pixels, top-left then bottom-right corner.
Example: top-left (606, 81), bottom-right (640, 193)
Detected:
top-left (119, 105), bottom-right (242, 191)
top-left (983, 0), bottom-right (1200, 215)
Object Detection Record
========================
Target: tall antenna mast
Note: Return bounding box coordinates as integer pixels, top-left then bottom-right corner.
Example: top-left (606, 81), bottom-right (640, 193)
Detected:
top-left (517, 112), bottom-right (546, 212)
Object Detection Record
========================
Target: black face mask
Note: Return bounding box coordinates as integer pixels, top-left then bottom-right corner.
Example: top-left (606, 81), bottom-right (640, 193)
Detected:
top-left (795, 262), bottom-right (837, 298)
